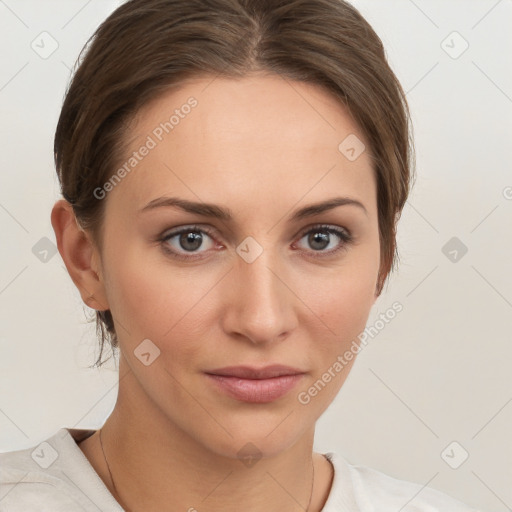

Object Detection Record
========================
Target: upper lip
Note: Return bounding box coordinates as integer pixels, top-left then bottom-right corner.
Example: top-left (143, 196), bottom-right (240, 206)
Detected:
top-left (205, 365), bottom-right (306, 379)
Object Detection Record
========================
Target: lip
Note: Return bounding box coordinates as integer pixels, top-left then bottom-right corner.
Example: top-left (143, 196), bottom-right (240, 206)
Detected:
top-left (206, 364), bottom-right (305, 379)
top-left (205, 365), bottom-right (306, 403)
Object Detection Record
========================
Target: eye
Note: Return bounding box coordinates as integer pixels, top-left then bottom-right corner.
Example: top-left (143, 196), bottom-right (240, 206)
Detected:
top-left (158, 223), bottom-right (353, 261)
top-left (159, 225), bottom-right (218, 260)
top-left (294, 224), bottom-right (353, 257)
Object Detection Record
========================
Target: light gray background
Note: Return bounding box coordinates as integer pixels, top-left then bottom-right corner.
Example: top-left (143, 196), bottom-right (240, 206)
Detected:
top-left (1, 1), bottom-right (511, 510)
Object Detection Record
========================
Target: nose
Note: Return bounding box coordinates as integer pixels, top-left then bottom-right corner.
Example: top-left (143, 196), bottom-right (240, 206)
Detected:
top-left (220, 246), bottom-right (298, 346)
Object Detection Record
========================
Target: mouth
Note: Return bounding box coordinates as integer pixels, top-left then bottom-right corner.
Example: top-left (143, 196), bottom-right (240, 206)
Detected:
top-left (204, 365), bottom-right (306, 403)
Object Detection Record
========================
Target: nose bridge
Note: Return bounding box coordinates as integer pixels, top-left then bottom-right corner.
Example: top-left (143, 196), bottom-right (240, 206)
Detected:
top-left (224, 241), bottom-right (296, 344)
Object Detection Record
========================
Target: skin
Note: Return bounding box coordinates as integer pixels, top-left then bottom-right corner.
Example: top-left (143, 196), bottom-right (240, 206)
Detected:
top-left (51, 72), bottom-right (383, 512)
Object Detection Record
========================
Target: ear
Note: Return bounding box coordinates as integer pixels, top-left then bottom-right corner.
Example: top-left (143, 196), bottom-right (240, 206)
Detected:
top-left (51, 199), bottom-right (109, 312)
top-left (373, 268), bottom-right (385, 303)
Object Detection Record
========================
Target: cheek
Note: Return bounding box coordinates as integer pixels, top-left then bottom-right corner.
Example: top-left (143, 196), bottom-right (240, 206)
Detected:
top-left (303, 250), bottom-right (379, 339)
top-left (103, 258), bottom-right (166, 337)
top-left (102, 247), bottom-right (219, 354)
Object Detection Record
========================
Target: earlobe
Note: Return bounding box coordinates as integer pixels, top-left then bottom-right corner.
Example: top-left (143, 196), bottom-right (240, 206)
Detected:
top-left (374, 272), bottom-right (384, 302)
top-left (50, 199), bottom-right (109, 312)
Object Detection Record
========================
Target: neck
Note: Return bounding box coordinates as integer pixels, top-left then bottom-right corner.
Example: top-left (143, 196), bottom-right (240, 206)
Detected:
top-left (92, 355), bottom-right (332, 512)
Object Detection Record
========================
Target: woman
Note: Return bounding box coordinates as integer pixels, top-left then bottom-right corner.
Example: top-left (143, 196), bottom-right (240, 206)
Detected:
top-left (0, 0), bottom-right (480, 510)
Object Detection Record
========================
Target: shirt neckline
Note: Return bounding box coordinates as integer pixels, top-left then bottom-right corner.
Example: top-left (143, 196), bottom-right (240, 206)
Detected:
top-left (60, 427), bottom-right (357, 512)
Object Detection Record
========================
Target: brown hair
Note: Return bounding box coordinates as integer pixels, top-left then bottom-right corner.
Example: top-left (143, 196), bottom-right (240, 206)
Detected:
top-left (54, 0), bottom-right (415, 367)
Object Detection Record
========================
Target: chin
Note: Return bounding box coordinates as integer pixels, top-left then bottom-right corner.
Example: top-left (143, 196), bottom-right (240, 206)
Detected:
top-left (190, 411), bottom-right (315, 462)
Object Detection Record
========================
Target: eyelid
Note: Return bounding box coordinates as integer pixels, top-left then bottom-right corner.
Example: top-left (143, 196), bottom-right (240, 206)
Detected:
top-left (159, 225), bottom-right (219, 246)
top-left (159, 223), bottom-right (351, 243)
top-left (295, 222), bottom-right (351, 239)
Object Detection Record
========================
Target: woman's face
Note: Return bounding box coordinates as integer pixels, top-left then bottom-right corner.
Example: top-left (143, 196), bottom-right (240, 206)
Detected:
top-left (95, 73), bottom-right (381, 458)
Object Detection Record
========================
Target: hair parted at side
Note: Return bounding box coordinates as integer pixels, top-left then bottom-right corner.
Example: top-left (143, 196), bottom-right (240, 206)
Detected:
top-left (54, 0), bottom-right (415, 368)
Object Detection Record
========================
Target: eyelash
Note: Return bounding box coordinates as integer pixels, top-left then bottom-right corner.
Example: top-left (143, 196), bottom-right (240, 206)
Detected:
top-left (158, 224), bottom-right (353, 261)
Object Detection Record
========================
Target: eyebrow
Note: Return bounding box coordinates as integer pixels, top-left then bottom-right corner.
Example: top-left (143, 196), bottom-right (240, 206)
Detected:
top-left (138, 195), bottom-right (368, 221)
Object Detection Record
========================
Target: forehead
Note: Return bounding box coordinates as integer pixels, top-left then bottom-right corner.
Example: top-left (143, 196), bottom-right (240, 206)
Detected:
top-left (130, 73), bottom-right (364, 150)
top-left (108, 73), bottom-right (376, 216)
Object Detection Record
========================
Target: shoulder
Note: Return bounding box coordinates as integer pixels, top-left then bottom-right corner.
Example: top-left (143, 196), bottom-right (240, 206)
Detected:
top-left (0, 431), bottom-right (83, 511)
top-left (322, 452), bottom-right (482, 512)
top-left (0, 428), bottom-right (121, 512)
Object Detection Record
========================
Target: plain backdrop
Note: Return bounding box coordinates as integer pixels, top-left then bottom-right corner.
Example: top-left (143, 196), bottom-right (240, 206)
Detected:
top-left (0, 1), bottom-right (511, 510)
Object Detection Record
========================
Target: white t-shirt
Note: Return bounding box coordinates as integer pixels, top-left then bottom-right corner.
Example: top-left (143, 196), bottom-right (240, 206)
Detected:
top-left (0, 428), bottom-right (481, 511)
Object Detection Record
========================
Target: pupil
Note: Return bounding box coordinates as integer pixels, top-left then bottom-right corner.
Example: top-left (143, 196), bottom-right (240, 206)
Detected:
top-left (180, 232), bottom-right (202, 251)
top-left (310, 231), bottom-right (329, 250)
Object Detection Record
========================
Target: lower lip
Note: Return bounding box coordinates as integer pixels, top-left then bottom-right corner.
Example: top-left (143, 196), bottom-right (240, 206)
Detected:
top-left (205, 374), bottom-right (304, 403)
